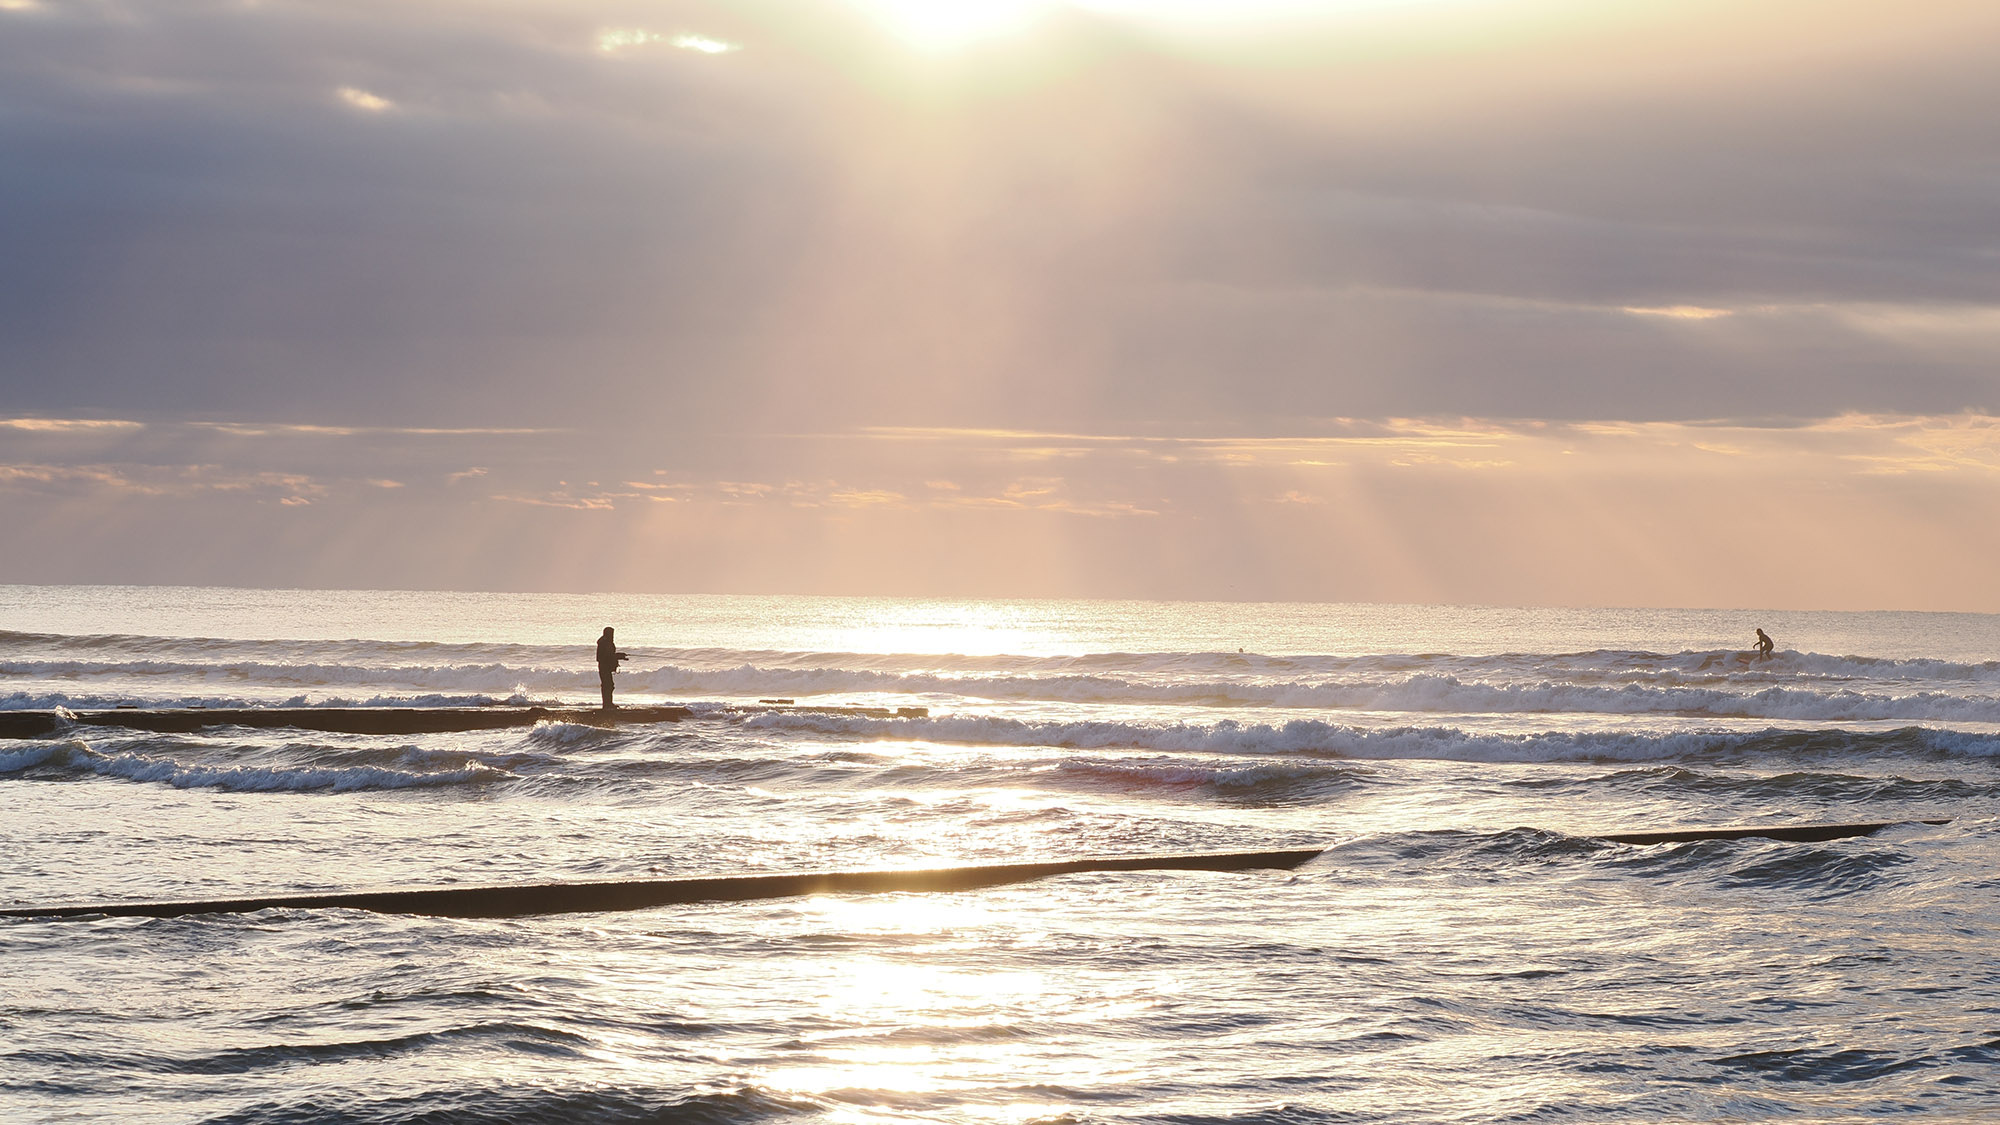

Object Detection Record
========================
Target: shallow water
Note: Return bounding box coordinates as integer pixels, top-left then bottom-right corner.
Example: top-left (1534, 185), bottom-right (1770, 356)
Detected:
top-left (3, 587), bottom-right (1997, 1123)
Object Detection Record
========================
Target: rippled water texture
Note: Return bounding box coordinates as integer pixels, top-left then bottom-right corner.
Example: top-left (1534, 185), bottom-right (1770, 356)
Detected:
top-left (3, 587), bottom-right (1997, 1123)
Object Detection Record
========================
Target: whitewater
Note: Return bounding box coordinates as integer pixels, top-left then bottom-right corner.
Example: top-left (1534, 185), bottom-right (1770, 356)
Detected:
top-left (3, 585), bottom-right (1997, 1123)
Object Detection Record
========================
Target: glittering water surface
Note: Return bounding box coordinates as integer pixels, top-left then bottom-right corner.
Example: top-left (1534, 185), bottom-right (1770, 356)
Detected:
top-left (3, 586), bottom-right (1997, 1124)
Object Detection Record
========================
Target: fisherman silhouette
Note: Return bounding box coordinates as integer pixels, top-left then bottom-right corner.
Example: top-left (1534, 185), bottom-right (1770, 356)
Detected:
top-left (596, 626), bottom-right (629, 710)
top-left (1754, 627), bottom-right (1775, 661)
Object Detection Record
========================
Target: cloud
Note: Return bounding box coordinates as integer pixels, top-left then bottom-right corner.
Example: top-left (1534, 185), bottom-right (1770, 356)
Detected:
top-left (6, 0), bottom-right (1999, 440)
top-left (672, 34), bottom-right (739, 55)
top-left (492, 491), bottom-right (619, 510)
top-left (826, 487), bottom-right (907, 508)
top-left (1623, 305), bottom-right (1734, 320)
top-left (0, 461), bottom-right (323, 500)
top-left (0, 405), bottom-right (1994, 606)
top-left (595, 29), bottom-right (665, 54)
top-left (4, 1), bottom-right (2000, 604)
top-left (0, 418), bottom-right (145, 432)
top-left (190, 422), bottom-right (553, 438)
top-left (335, 86), bottom-right (393, 112)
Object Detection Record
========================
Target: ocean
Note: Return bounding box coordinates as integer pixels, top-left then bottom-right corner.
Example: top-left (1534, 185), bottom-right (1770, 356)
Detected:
top-left (2, 585), bottom-right (1997, 1123)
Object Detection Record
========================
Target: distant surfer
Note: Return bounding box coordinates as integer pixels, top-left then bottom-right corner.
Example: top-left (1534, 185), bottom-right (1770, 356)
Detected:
top-left (596, 626), bottom-right (629, 710)
top-left (1754, 627), bottom-right (1775, 661)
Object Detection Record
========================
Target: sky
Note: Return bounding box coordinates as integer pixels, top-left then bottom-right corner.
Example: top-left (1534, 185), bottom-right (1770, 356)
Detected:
top-left (3, 0), bottom-right (1999, 609)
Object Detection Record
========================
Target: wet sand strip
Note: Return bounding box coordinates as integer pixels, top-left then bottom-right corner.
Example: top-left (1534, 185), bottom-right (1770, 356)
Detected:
top-left (0, 848), bottom-right (1328, 921)
top-left (0, 702), bottom-right (927, 739)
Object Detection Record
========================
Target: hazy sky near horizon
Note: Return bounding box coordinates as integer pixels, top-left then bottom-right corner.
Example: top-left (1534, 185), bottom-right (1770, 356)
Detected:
top-left (4, 0), bottom-right (2000, 609)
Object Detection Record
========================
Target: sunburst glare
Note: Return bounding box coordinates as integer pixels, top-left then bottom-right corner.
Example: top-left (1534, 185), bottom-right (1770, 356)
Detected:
top-left (846, 0), bottom-right (1056, 49)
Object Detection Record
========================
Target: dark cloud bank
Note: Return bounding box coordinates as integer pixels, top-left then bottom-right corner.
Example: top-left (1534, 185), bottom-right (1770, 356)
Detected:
top-left (7, 0), bottom-right (2000, 429)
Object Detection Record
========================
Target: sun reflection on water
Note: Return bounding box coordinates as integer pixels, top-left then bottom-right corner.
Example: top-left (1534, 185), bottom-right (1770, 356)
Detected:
top-left (744, 893), bottom-right (1156, 1111)
top-left (810, 600), bottom-right (1076, 657)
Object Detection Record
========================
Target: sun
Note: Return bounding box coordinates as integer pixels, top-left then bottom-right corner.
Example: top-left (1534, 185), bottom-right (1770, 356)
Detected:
top-left (848, 0), bottom-right (1057, 50)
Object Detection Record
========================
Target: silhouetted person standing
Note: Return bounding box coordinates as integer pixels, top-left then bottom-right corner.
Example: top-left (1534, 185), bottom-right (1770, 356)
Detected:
top-left (1754, 627), bottom-right (1775, 660)
top-left (597, 626), bottom-right (629, 710)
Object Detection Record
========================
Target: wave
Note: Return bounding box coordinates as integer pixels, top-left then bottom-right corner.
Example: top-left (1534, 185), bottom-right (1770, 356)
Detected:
top-left (637, 664), bottom-right (2000, 723)
top-left (1719, 847), bottom-right (1916, 901)
top-left (6, 718), bottom-right (1985, 802)
top-left (1318, 825), bottom-right (1943, 899)
top-left (740, 712), bottom-right (2000, 764)
top-left (1708, 1045), bottom-right (1939, 1084)
top-left (0, 740), bottom-right (72, 773)
top-left (1051, 757), bottom-right (1370, 803)
top-left (628, 656), bottom-right (2000, 722)
top-left (1570, 767), bottom-right (1998, 803)
top-left (0, 740), bottom-right (517, 793)
top-left (199, 1084), bottom-right (823, 1125)
top-left (8, 665), bottom-right (2000, 725)
top-left (7, 631), bottom-right (2000, 681)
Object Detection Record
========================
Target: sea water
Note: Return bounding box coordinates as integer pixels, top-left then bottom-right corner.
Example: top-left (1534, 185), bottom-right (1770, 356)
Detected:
top-left (1, 585), bottom-right (1996, 1123)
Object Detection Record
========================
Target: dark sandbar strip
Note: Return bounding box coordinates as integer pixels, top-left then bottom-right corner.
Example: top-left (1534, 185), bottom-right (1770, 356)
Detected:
top-left (0, 702), bottom-right (926, 739)
top-left (0, 848), bottom-right (1328, 921)
top-left (1595, 819), bottom-right (1950, 845)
